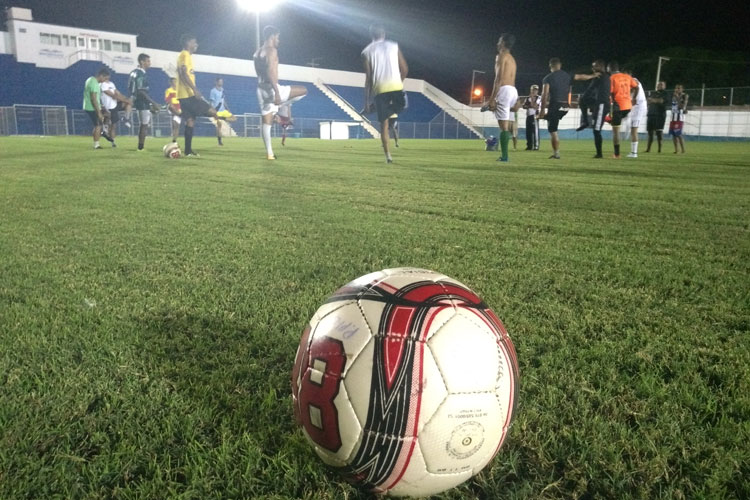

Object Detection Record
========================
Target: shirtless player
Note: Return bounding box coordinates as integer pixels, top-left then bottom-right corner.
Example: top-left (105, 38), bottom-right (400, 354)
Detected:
top-left (254, 26), bottom-right (307, 160)
top-left (487, 34), bottom-right (517, 163)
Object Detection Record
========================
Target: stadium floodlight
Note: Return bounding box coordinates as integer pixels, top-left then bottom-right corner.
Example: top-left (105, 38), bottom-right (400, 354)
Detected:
top-left (470, 69), bottom-right (485, 106)
top-left (237, 0), bottom-right (285, 51)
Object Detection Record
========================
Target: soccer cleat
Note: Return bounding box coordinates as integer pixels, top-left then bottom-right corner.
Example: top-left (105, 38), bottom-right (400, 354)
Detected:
top-left (496, 157), bottom-right (509, 162)
top-left (627, 153), bottom-right (638, 158)
top-left (386, 158), bottom-right (393, 164)
top-left (267, 154), bottom-right (276, 160)
top-left (593, 154), bottom-right (603, 159)
top-left (94, 145), bottom-right (102, 149)
top-left (548, 154), bottom-right (560, 159)
top-left (575, 123), bottom-right (589, 132)
top-left (112, 142), bottom-right (117, 148)
top-left (123, 119), bottom-right (132, 129)
top-left (186, 152), bottom-right (201, 158)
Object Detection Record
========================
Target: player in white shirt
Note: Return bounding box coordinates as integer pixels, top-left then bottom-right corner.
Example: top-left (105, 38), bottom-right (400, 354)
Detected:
top-left (362, 23), bottom-right (408, 164)
top-left (99, 74), bottom-right (132, 147)
top-left (625, 70), bottom-right (647, 158)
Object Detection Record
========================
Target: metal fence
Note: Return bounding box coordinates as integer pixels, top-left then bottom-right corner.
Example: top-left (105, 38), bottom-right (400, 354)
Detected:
top-left (2, 86), bottom-right (749, 139)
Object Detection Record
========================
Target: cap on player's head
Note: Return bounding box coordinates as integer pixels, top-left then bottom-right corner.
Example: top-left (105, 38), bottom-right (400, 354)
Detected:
top-left (369, 23), bottom-right (386, 40)
top-left (263, 25), bottom-right (280, 41)
top-left (548, 57), bottom-right (561, 69)
top-left (180, 33), bottom-right (196, 49)
top-left (499, 33), bottom-right (515, 50)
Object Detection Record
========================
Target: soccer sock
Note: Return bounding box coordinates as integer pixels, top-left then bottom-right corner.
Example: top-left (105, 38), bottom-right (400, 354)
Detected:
top-left (631, 141), bottom-right (638, 154)
top-left (94, 141), bottom-right (100, 148)
top-left (614, 144), bottom-right (620, 156)
top-left (594, 131), bottom-right (603, 156)
top-left (185, 126), bottom-right (193, 153)
top-left (500, 131), bottom-right (510, 159)
top-left (262, 123), bottom-right (274, 156)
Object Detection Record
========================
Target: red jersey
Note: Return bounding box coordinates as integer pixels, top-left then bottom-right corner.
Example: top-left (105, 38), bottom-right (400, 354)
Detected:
top-left (610, 73), bottom-right (637, 111)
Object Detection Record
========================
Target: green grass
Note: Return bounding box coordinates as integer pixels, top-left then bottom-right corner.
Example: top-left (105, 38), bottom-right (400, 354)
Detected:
top-left (1, 136), bottom-right (749, 499)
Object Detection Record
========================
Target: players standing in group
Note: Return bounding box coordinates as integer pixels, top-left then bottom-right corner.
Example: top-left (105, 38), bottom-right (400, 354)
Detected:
top-left (254, 26), bottom-right (308, 160)
top-left (487, 34), bottom-right (517, 163)
top-left (539, 58), bottom-right (571, 159)
top-left (361, 23), bottom-right (408, 164)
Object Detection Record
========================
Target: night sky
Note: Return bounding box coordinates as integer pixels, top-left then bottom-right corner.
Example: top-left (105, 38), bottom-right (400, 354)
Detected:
top-left (3, 0), bottom-right (748, 99)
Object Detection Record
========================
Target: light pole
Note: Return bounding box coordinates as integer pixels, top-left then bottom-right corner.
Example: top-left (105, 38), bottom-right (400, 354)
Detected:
top-left (237, 0), bottom-right (285, 52)
top-left (470, 69), bottom-right (485, 106)
top-left (655, 56), bottom-right (670, 90)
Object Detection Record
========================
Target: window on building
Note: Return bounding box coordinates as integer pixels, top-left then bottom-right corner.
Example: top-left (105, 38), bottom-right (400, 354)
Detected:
top-left (112, 41), bottom-right (121, 52)
top-left (40, 33), bottom-right (50, 44)
top-left (78, 37), bottom-right (85, 47)
top-left (50, 34), bottom-right (61, 45)
top-left (121, 42), bottom-right (130, 53)
top-left (103, 39), bottom-right (111, 51)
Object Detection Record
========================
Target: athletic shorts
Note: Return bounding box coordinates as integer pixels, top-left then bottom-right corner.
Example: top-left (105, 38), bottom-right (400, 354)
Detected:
top-left (138, 109), bottom-right (152, 126)
top-left (669, 120), bottom-right (683, 137)
top-left (630, 103), bottom-right (647, 128)
top-left (105, 101), bottom-right (126, 124)
top-left (493, 85), bottom-right (519, 121)
top-left (546, 103), bottom-right (568, 133)
top-left (375, 91), bottom-right (406, 123)
top-left (592, 103), bottom-right (610, 131)
top-left (647, 114), bottom-right (666, 132)
top-left (86, 110), bottom-right (102, 126)
top-left (257, 85), bottom-right (292, 116)
top-left (179, 96), bottom-right (213, 120)
top-left (611, 105), bottom-right (631, 127)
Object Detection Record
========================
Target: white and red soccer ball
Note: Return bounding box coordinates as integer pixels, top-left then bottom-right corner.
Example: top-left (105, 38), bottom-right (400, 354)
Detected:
top-left (162, 142), bottom-right (181, 159)
top-left (291, 268), bottom-right (519, 497)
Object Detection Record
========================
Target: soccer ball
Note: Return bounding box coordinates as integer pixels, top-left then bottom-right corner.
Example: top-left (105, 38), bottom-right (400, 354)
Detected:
top-left (162, 142), bottom-right (181, 159)
top-left (291, 268), bottom-right (519, 497)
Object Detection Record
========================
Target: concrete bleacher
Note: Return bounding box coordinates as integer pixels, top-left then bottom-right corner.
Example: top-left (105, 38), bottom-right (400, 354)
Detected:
top-left (329, 84), bottom-right (443, 122)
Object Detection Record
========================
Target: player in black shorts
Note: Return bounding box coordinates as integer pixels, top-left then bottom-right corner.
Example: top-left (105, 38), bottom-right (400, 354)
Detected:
top-left (646, 81), bottom-right (668, 153)
top-left (540, 58), bottom-right (571, 159)
top-left (574, 60), bottom-right (610, 158)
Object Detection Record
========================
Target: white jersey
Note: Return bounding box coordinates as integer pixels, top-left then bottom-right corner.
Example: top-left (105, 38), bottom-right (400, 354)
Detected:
top-left (100, 80), bottom-right (117, 110)
top-left (361, 39), bottom-right (403, 96)
top-left (634, 79), bottom-right (646, 106)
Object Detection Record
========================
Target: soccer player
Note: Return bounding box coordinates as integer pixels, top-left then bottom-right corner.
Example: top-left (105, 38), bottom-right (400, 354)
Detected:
top-left (574, 60), bottom-right (610, 158)
top-left (83, 67), bottom-right (109, 149)
top-left (646, 81), bottom-right (668, 153)
top-left (670, 84), bottom-right (689, 154)
top-left (624, 69), bottom-right (647, 158)
top-left (210, 78), bottom-right (231, 146)
top-left (128, 53), bottom-right (161, 152)
top-left (522, 85), bottom-right (541, 151)
top-left (539, 58), bottom-right (571, 159)
top-left (100, 73), bottom-right (132, 148)
top-left (255, 26), bottom-right (308, 160)
top-left (361, 23), bottom-right (408, 164)
top-left (177, 34), bottom-right (227, 157)
top-left (487, 33), bottom-right (517, 162)
top-left (607, 61), bottom-right (637, 159)
top-left (164, 77), bottom-right (181, 143)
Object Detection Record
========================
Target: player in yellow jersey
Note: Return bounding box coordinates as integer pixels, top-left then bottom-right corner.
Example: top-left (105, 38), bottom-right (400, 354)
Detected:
top-left (176, 34), bottom-right (225, 157)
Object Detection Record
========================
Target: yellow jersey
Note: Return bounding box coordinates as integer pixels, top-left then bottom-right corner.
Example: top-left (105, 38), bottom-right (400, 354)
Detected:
top-left (176, 50), bottom-right (195, 99)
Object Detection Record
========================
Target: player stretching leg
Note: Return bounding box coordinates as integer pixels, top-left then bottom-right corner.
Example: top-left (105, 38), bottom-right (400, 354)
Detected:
top-left (362, 23), bottom-right (408, 164)
top-left (176, 35), bottom-right (230, 157)
top-left (487, 34), bottom-right (517, 163)
top-left (255, 26), bottom-right (307, 160)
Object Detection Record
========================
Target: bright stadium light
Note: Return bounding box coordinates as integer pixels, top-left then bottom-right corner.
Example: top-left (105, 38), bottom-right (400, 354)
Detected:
top-left (473, 88), bottom-right (483, 97)
top-left (237, 0), bottom-right (285, 51)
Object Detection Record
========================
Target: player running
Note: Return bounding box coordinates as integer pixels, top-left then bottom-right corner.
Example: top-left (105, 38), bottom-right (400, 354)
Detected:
top-left (254, 26), bottom-right (308, 161)
top-left (361, 23), bottom-right (408, 164)
top-left (487, 33), bottom-right (517, 162)
top-left (176, 34), bottom-right (228, 157)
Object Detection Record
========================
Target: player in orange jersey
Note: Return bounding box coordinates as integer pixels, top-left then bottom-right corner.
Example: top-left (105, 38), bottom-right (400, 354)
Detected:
top-left (607, 61), bottom-right (637, 158)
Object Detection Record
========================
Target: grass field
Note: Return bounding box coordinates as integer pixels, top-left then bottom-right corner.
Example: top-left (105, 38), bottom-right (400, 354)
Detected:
top-left (1, 136), bottom-right (749, 499)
